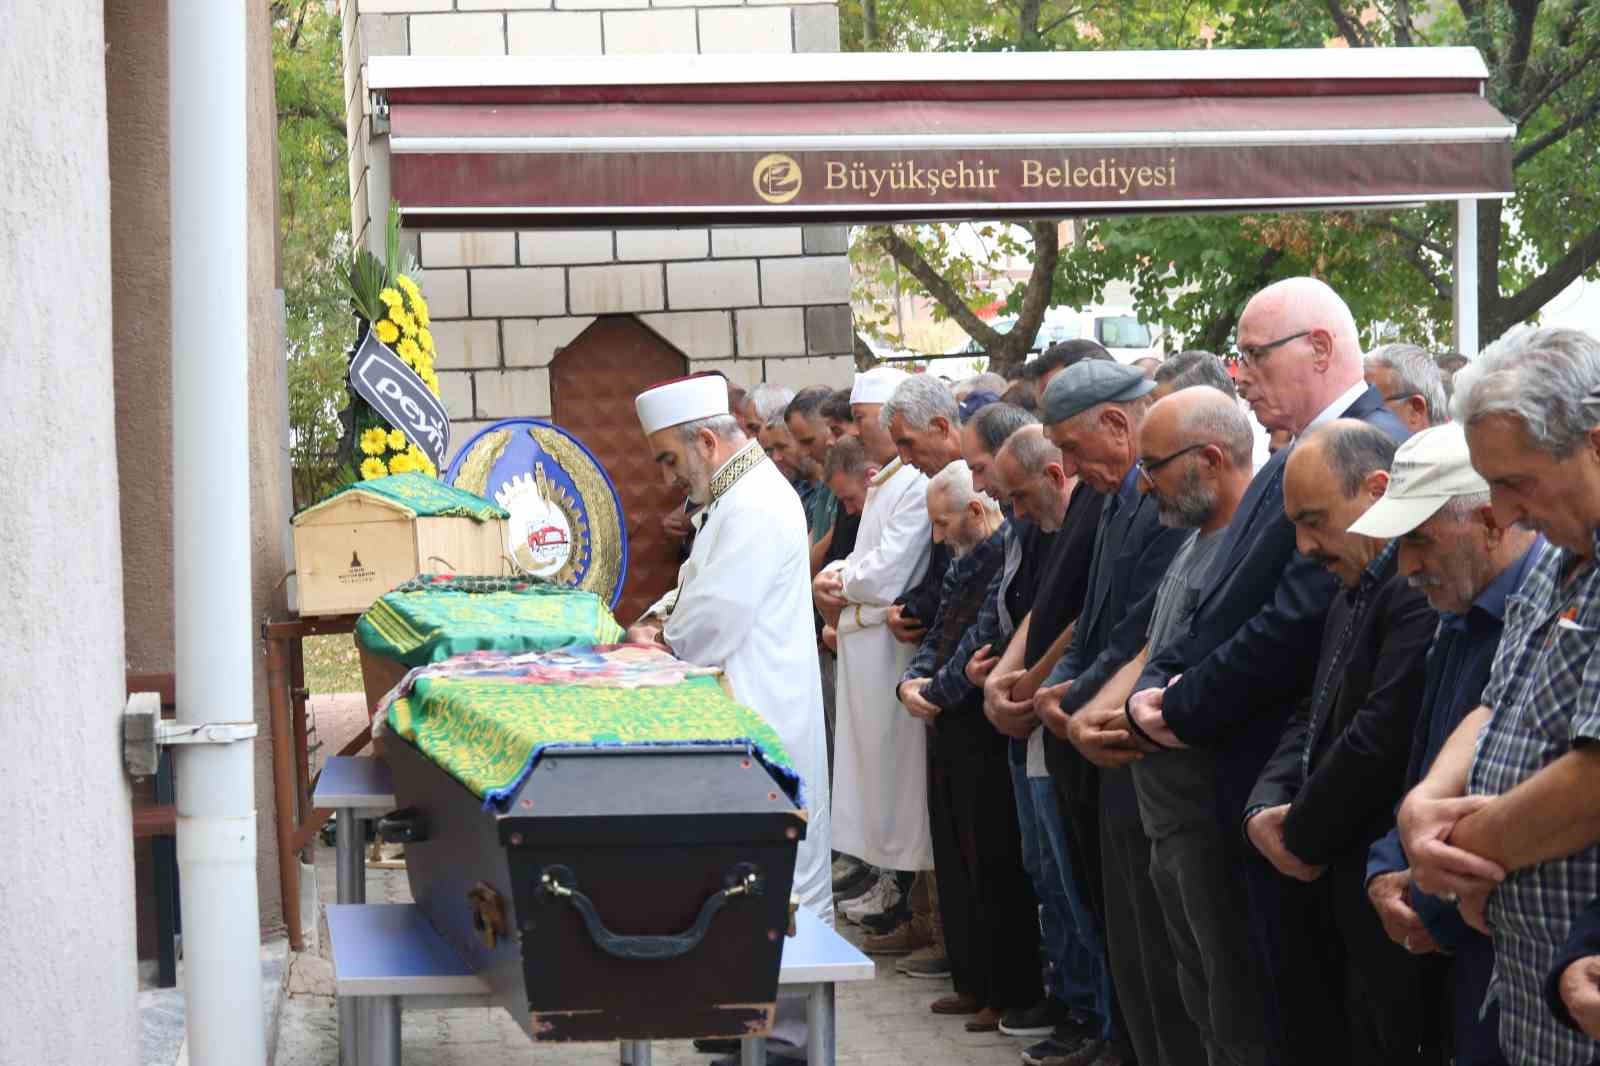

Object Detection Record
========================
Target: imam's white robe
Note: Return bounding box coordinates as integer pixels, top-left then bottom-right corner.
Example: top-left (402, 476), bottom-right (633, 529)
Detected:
top-left (659, 453), bottom-right (834, 921)
top-left (825, 458), bottom-right (935, 871)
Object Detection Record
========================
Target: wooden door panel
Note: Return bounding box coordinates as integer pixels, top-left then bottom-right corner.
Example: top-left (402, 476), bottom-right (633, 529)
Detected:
top-left (550, 316), bottom-right (688, 625)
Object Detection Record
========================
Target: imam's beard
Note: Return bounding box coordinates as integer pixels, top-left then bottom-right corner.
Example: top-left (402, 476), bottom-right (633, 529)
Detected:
top-left (681, 448), bottom-right (715, 506)
top-left (1155, 467), bottom-right (1215, 529)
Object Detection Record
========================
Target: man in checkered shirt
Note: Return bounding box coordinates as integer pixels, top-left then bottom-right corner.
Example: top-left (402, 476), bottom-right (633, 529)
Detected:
top-left (1399, 327), bottom-right (1600, 1065)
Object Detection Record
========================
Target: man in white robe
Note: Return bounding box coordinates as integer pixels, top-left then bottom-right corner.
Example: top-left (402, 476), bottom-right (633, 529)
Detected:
top-left (629, 374), bottom-right (833, 926)
top-left (815, 367), bottom-right (935, 878)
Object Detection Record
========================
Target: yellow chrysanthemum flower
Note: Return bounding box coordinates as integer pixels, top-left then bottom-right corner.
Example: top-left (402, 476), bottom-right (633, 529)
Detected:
top-left (359, 427), bottom-right (389, 456)
top-left (391, 308), bottom-right (417, 337)
top-left (395, 274), bottom-right (420, 301)
top-left (373, 319), bottom-right (400, 345)
top-left (388, 452), bottom-right (414, 474)
top-left (412, 296), bottom-right (430, 328)
top-left (387, 428), bottom-right (406, 451)
top-left (360, 457), bottom-right (387, 480)
top-left (397, 338), bottom-right (422, 366)
top-left (378, 288), bottom-right (403, 311)
top-left (418, 328), bottom-right (434, 353)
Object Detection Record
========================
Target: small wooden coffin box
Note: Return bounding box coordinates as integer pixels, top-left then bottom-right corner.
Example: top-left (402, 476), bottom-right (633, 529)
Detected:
top-left (383, 731), bottom-right (804, 1043)
top-left (291, 475), bottom-right (508, 617)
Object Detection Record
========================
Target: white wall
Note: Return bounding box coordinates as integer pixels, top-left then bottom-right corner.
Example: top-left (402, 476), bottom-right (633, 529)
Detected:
top-left (342, 0), bottom-right (858, 462)
top-left (0, 3), bottom-right (140, 1064)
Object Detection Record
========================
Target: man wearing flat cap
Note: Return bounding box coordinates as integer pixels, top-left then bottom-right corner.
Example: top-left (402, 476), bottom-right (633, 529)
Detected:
top-left (632, 373), bottom-right (833, 929)
top-left (1361, 422), bottom-right (1540, 1066)
top-left (1030, 359), bottom-right (1192, 1066)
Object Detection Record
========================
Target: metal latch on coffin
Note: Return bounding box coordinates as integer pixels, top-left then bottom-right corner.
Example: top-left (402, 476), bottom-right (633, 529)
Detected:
top-left (123, 691), bottom-right (260, 777)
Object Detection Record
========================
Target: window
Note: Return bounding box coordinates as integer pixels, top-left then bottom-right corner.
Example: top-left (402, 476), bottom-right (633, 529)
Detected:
top-left (1095, 316), bottom-right (1153, 348)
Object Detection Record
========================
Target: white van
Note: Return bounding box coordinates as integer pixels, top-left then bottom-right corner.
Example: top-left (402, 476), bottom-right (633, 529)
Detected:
top-left (949, 305), bottom-right (1163, 365)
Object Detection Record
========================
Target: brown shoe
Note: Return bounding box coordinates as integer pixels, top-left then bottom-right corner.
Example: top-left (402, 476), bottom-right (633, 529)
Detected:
top-left (861, 917), bottom-right (934, 955)
top-left (965, 1007), bottom-right (1002, 1032)
top-left (930, 993), bottom-right (981, 1015)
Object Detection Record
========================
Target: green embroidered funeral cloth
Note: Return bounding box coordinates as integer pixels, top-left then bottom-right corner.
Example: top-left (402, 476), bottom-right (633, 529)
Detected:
top-left (297, 472), bottom-right (508, 523)
top-left (383, 645), bottom-right (800, 811)
top-left (356, 575), bottom-right (625, 668)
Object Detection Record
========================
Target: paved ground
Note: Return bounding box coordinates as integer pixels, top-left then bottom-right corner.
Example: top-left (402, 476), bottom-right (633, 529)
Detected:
top-left (274, 694), bottom-right (1027, 1066)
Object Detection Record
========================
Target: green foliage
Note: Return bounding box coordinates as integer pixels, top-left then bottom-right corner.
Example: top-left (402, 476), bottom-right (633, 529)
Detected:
top-left (275, 1), bottom-right (353, 509)
top-left (840, 0), bottom-right (1600, 354)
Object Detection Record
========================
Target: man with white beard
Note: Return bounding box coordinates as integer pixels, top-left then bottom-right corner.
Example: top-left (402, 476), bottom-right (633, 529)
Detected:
top-left (628, 372), bottom-right (833, 920)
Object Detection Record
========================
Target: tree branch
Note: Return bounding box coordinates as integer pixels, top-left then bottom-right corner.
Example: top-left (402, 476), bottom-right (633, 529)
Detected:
top-left (1388, 0), bottom-right (1415, 47)
top-left (1400, 240), bottom-right (1452, 303)
top-left (1513, 86), bottom-right (1600, 166)
top-left (878, 229), bottom-right (1008, 352)
top-left (1323, 0), bottom-right (1373, 47)
top-left (1201, 248), bottom-right (1284, 352)
top-left (1504, 0), bottom-right (1543, 94)
top-left (1514, 37), bottom-right (1600, 122)
top-left (1375, 218), bottom-right (1449, 257)
top-left (1497, 221), bottom-right (1600, 328)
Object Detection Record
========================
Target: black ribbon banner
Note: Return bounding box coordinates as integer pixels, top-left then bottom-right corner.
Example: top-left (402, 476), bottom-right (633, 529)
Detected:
top-left (349, 330), bottom-right (451, 472)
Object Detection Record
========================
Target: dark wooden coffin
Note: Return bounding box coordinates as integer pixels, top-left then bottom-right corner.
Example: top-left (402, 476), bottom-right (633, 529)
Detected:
top-left (383, 731), bottom-right (805, 1042)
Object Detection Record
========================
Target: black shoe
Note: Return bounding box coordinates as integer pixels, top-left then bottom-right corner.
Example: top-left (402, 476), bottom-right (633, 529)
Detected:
top-left (832, 865), bottom-right (874, 897)
top-left (1022, 1037), bottom-right (1098, 1066)
top-left (857, 906), bottom-right (911, 935)
top-left (693, 1038), bottom-right (740, 1054)
top-left (1051, 1014), bottom-right (1101, 1045)
top-left (1001, 998), bottom-right (1069, 1037)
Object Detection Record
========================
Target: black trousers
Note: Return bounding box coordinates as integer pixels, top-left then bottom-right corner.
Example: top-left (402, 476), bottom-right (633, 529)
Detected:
top-left (1100, 768), bottom-right (1201, 1066)
top-left (1244, 852), bottom-right (1436, 1066)
top-left (928, 723), bottom-right (1042, 1010)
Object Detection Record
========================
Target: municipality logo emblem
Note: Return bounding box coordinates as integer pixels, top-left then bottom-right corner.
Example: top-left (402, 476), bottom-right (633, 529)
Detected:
top-left (753, 154), bottom-right (803, 204)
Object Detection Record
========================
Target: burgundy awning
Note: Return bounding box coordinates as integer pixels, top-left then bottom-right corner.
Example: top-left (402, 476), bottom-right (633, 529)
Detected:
top-left (368, 50), bottom-right (1515, 229)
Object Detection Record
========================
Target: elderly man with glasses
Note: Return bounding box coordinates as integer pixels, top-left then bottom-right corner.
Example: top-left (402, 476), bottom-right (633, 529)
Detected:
top-left (1123, 276), bottom-right (1409, 1065)
top-left (1364, 342), bottom-right (1449, 434)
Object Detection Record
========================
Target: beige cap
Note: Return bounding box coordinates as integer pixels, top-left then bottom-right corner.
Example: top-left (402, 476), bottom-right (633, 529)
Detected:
top-left (1347, 422), bottom-right (1490, 538)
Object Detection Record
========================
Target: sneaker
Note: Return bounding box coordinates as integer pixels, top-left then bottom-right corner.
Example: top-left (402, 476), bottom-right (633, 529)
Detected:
top-left (1000, 998), bottom-right (1070, 1038)
top-left (837, 873), bottom-right (889, 922)
top-left (1022, 1038), bottom-right (1102, 1066)
top-left (861, 916), bottom-right (933, 955)
top-left (895, 945), bottom-right (951, 979)
top-left (842, 872), bottom-right (904, 924)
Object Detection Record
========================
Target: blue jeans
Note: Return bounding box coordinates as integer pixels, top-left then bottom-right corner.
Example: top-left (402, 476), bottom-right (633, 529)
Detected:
top-left (1010, 749), bottom-right (1112, 1031)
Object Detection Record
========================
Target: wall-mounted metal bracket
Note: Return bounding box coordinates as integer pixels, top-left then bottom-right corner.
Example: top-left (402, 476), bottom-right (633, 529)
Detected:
top-left (124, 691), bottom-right (260, 778)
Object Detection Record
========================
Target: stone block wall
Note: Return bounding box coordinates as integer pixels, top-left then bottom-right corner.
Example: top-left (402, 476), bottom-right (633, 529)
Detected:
top-left (341, 0), bottom-right (856, 461)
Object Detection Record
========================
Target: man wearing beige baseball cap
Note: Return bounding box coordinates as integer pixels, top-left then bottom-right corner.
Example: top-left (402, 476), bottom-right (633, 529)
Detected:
top-left (1359, 422), bottom-right (1542, 1066)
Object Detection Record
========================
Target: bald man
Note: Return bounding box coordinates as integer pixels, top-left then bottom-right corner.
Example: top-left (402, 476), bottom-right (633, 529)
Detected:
top-left (1123, 277), bottom-right (1410, 1065)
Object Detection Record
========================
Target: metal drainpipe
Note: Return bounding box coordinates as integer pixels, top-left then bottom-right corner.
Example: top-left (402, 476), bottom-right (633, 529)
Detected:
top-left (169, 3), bottom-right (267, 1064)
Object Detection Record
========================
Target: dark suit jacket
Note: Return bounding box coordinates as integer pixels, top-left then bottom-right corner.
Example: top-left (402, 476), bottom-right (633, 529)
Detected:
top-left (1248, 555), bottom-right (1436, 867)
top-left (1135, 386), bottom-right (1410, 820)
top-left (1050, 473), bottom-right (1189, 714)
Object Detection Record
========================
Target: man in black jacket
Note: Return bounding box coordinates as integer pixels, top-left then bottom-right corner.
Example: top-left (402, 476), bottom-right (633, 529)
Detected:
top-left (1245, 419), bottom-right (1437, 1064)
top-left (1031, 360), bottom-right (1192, 1066)
top-left (1125, 276), bottom-right (1411, 1064)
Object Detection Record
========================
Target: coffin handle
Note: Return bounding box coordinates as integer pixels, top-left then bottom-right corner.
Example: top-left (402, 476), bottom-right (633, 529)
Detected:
top-left (539, 862), bottom-right (764, 961)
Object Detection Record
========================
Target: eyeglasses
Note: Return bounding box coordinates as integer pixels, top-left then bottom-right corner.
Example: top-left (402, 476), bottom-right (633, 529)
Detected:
top-left (1136, 443), bottom-right (1209, 487)
top-left (1236, 330), bottom-right (1311, 367)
